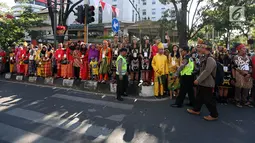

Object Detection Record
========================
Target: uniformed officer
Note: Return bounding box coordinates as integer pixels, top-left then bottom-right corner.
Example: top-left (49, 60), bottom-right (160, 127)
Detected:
top-left (116, 48), bottom-right (128, 101)
top-left (171, 45), bottom-right (195, 108)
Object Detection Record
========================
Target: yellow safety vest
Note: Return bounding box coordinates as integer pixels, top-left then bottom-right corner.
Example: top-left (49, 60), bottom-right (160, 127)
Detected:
top-left (180, 58), bottom-right (194, 76)
top-left (116, 55), bottom-right (127, 75)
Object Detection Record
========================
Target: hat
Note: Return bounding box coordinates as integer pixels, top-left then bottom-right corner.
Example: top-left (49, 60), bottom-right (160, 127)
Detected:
top-left (119, 48), bottom-right (127, 52)
top-left (132, 35), bottom-right (138, 41)
top-left (234, 43), bottom-right (246, 51)
top-left (158, 43), bottom-right (164, 49)
top-left (154, 36), bottom-right (161, 41)
top-left (143, 36), bottom-right (150, 40)
top-left (181, 45), bottom-right (190, 52)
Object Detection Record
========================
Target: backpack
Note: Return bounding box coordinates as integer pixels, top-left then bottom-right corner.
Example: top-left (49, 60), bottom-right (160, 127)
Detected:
top-left (214, 62), bottom-right (224, 86)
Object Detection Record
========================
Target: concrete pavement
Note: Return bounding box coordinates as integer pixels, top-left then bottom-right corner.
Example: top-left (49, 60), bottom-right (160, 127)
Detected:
top-left (0, 81), bottom-right (254, 143)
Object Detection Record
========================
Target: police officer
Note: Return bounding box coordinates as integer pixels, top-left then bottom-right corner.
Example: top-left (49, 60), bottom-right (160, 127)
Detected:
top-left (116, 48), bottom-right (128, 101)
top-left (171, 45), bottom-right (195, 108)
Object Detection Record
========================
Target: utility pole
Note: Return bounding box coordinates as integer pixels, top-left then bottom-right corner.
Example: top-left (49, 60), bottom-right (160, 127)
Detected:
top-left (53, 0), bottom-right (57, 48)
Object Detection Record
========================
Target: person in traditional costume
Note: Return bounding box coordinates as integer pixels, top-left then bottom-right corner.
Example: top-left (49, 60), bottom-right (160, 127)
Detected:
top-left (129, 36), bottom-right (140, 84)
top-left (151, 39), bottom-right (169, 98)
top-left (232, 43), bottom-right (253, 108)
top-left (15, 46), bottom-right (21, 74)
top-left (35, 44), bottom-right (43, 76)
top-left (168, 45), bottom-right (181, 99)
top-left (9, 47), bottom-right (16, 73)
top-left (67, 43), bottom-right (75, 79)
top-left (73, 44), bottom-right (82, 79)
top-left (151, 38), bottom-right (159, 85)
top-left (110, 35), bottom-right (120, 83)
top-left (18, 43), bottom-right (27, 75)
top-left (28, 44), bottom-right (36, 76)
top-left (99, 40), bottom-right (112, 83)
top-left (139, 35), bottom-right (151, 86)
top-left (80, 43), bottom-right (89, 80)
top-left (54, 43), bottom-right (64, 78)
top-left (40, 46), bottom-right (48, 77)
top-left (0, 47), bottom-right (6, 73)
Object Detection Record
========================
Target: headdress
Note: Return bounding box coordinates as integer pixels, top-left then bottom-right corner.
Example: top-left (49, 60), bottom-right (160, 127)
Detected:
top-left (143, 36), bottom-right (150, 40)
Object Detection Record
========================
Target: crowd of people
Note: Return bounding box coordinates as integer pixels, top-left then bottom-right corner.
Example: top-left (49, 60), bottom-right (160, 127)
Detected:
top-left (0, 34), bottom-right (254, 117)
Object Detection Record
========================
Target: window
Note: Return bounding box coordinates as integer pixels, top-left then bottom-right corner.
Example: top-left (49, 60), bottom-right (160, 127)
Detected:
top-left (98, 6), bottom-right (103, 23)
top-left (113, 0), bottom-right (117, 2)
top-left (161, 8), bottom-right (166, 14)
top-left (135, 14), bottom-right (137, 22)
top-left (142, 0), bottom-right (146, 5)
top-left (142, 9), bottom-right (146, 15)
top-left (112, 5), bottom-right (117, 19)
top-left (170, 10), bottom-right (176, 18)
top-left (138, 0), bottom-right (140, 4)
top-left (152, 8), bottom-right (156, 15)
top-left (151, 17), bottom-right (156, 21)
top-left (152, 0), bottom-right (156, 4)
top-left (132, 10), bottom-right (134, 22)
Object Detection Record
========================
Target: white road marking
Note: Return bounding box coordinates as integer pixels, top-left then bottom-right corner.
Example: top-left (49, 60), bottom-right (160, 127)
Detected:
top-left (6, 108), bottom-right (113, 140)
top-left (0, 123), bottom-right (62, 143)
top-left (51, 94), bottom-right (134, 110)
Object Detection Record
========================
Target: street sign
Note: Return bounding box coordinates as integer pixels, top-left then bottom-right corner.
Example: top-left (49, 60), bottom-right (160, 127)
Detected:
top-left (112, 18), bottom-right (120, 33)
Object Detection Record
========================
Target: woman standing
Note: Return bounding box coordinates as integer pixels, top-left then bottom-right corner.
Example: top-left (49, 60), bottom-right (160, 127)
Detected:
top-left (73, 44), bottom-right (82, 79)
top-left (28, 44), bottom-right (36, 76)
top-left (217, 48), bottom-right (232, 105)
top-left (168, 45), bottom-right (181, 99)
top-left (80, 43), bottom-right (89, 80)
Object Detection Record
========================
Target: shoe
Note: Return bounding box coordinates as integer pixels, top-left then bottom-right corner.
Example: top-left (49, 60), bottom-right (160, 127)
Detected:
top-left (203, 115), bottom-right (218, 121)
top-left (236, 103), bottom-right (242, 108)
top-left (245, 102), bottom-right (254, 108)
top-left (171, 104), bottom-right (183, 108)
top-left (155, 96), bottom-right (161, 99)
top-left (187, 109), bottom-right (200, 115)
top-left (116, 97), bottom-right (124, 101)
top-left (123, 93), bottom-right (128, 96)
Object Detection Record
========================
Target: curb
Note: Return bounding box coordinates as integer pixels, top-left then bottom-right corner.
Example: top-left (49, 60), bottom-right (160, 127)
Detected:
top-left (0, 74), bottom-right (169, 102)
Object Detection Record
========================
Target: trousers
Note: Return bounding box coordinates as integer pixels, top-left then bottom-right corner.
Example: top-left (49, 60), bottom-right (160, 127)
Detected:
top-left (116, 75), bottom-right (128, 98)
top-left (175, 75), bottom-right (195, 105)
top-left (194, 86), bottom-right (218, 118)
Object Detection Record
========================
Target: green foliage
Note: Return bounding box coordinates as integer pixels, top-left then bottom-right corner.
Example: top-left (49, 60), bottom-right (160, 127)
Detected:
top-left (0, 6), bottom-right (44, 49)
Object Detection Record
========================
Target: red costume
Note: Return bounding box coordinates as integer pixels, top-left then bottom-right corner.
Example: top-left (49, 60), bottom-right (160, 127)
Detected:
top-left (18, 48), bottom-right (27, 74)
top-left (80, 48), bottom-right (89, 80)
top-left (0, 50), bottom-right (6, 73)
top-left (55, 47), bottom-right (64, 77)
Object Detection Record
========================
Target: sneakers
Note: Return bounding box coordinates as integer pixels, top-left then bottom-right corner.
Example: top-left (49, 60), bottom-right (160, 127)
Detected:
top-left (203, 115), bottom-right (218, 121)
top-left (236, 103), bottom-right (243, 108)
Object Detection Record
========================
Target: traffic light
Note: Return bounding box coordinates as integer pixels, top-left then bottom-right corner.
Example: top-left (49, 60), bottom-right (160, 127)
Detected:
top-left (74, 5), bottom-right (85, 24)
top-left (85, 4), bottom-right (95, 24)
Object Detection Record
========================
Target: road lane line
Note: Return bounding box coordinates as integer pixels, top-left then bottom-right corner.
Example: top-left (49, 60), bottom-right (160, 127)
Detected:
top-left (0, 123), bottom-right (62, 143)
top-left (51, 94), bottom-right (134, 110)
top-left (6, 108), bottom-right (113, 140)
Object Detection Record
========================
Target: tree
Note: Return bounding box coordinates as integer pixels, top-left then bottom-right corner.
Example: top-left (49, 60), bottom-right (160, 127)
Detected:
top-left (159, 0), bottom-right (212, 46)
top-left (46, 0), bottom-right (83, 41)
top-left (158, 9), bottom-right (176, 42)
top-left (0, 6), bottom-right (44, 49)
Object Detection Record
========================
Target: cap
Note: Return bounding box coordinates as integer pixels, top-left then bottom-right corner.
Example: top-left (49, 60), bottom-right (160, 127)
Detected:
top-left (119, 48), bottom-right (127, 52)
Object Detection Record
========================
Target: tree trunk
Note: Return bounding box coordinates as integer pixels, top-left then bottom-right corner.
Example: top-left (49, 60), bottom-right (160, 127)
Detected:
top-left (178, 1), bottom-right (188, 47)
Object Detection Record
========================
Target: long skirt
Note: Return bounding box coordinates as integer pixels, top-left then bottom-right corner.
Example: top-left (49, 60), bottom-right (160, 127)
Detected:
top-left (80, 60), bottom-right (89, 80)
top-left (57, 62), bottom-right (61, 77)
top-left (28, 60), bottom-right (36, 75)
top-left (24, 64), bottom-right (28, 76)
top-left (10, 64), bottom-right (15, 73)
top-left (61, 62), bottom-right (73, 79)
top-left (99, 59), bottom-right (108, 74)
top-left (41, 61), bottom-right (52, 77)
top-left (19, 64), bottom-right (25, 74)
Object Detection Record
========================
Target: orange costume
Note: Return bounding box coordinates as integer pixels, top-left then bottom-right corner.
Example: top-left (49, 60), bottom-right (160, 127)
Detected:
top-left (99, 41), bottom-right (112, 82)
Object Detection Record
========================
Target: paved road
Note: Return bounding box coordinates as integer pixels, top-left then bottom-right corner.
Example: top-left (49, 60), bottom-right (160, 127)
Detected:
top-left (0, 81), bottom-right (254, 143)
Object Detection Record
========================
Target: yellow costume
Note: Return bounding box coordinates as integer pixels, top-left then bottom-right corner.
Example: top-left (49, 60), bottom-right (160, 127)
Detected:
top-left (35, 45), bottom-right (42, 76)
top-left (9, 53), bottom-right (15, 73)
top-left (90, 60), bottom-right (99, 76)
top-left (151, 47), bottom-right (169, 96)
top-left (168, 55), bottom-right (180, 91)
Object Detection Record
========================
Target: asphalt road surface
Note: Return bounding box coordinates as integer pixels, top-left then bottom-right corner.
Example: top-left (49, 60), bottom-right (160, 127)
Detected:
top-left (0, 80), bottom-right (254, 143)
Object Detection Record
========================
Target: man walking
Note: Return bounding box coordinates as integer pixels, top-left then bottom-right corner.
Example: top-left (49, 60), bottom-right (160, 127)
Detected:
top-left (171, 46), bottom-right (195, 108)
top-left (187, 41), bottom-right (219, 121)
top-left (116, 48), bottom-right (128, 101)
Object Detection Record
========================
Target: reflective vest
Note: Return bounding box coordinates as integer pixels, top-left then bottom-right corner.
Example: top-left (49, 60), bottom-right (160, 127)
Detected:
top-left (180, 58), bottom-right (194, 76)
top-left (116, 55), bottom-right (127, 75)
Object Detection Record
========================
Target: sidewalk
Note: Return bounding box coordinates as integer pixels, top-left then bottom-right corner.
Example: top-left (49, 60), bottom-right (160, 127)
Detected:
top-left (0, 73), bottom-right (168, 102)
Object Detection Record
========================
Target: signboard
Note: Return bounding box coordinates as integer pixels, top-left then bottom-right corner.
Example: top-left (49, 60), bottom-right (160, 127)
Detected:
top-left (112, 18), bottom-right (119, 33)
